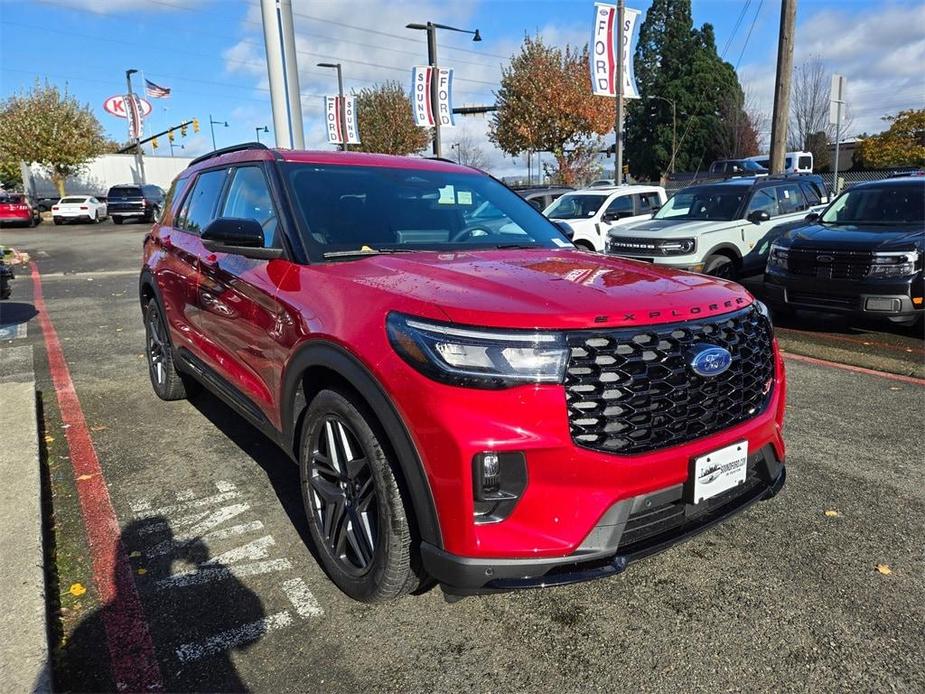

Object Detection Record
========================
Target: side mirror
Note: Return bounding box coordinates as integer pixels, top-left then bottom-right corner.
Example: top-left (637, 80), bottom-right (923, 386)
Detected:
top-left (201, 217), bottom-right (283, 259)
top-left (747, 210), bottom-right (771, 224)
top-left (804, 212), bottom-right (820, 223)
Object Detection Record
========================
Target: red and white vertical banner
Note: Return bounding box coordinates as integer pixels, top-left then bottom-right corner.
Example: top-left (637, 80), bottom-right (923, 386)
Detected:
top-left (324, 96), bottom-right (342, 144)
top-left (325, 96), bottom-right (361, 145)
top-left (126, 93), bottom-right (144, 139)
top-left (434, 68), bottom-right (455, 126)
top-left (411, 66), bottom-right (434, 127)
top-left (590, 3), bottom-right (640, 99)
top-left (343, 96), bottom-right (360, 144)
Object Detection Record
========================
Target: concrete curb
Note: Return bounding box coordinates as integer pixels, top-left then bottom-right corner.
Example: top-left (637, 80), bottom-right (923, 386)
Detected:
top-left (0, 345), bottom-right (51, 693)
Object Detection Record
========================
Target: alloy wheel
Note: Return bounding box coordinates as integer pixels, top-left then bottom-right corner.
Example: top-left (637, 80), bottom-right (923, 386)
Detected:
top-left (146, 306), bottom-right (167, 387)
top-left (307, 416), bottom-right (379, 575)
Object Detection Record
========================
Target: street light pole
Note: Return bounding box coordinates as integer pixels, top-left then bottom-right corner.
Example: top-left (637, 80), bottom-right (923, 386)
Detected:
top-left (615, 0), bottom-right (625, 185)
top-left (407, 21), bottom-right (481, 159)
top-left (209, 114), bottom-right (228, 151)
top-left (318, 63), bottom-right (348, 151)
top-left (255, 126), bottom-right (269, 143)
top-left (125, 69), bottom-right (146, 185)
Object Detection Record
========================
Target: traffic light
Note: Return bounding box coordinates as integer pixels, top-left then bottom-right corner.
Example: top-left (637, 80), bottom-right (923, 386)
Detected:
top-left (151, 137), bottom-right (159, 150)
top-left (180, 124), bottom-right (188, 137)
top-left (192, 118), bottom-right (200, 134)
top-left (168, 130), bottom-right (175, 142)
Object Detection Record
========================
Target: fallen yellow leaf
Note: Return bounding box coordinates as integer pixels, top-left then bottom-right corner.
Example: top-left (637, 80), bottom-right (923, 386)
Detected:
top-left (129, 551), bottom-right (141, 558)
top-left (136, 568), bottom-right (147, 575)
top-left (76, 474), bottom-right (93, 481)
top-left (44, 435), bottom-right (54, 444)
top-left (876, 564), bottom-right (892, 575)
top-left (824, 510), bottom-right (840, 517)
top-left (69, 583), bottom-right (86, 597)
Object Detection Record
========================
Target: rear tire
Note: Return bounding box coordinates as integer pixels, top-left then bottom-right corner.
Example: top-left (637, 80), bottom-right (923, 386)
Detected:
top-left (113, 216), bottom-right (124, 225)
top-left (53, 217), bottom-right (63, 226)
top-left (703, 254), bottom-right (737, 279)
top-left (144, 298), bottom-right (192, 401)
top-left (299, 389), bottom-right (421, 602)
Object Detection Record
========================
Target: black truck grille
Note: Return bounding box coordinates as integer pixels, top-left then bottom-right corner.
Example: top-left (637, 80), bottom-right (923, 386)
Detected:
top-left (564, 306), bottom-right (774, 455)
top-left (786, 248), bottom-right (872, 280)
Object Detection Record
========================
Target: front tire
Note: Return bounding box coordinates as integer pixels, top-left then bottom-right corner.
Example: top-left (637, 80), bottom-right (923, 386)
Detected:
top-left (703, 254), bottom-right (737, 279)
top-left (144, 298), bottom-right (193, 401)
top-left (299, 389), bottom-right (420, 602)
top-left (113, 216), bottom-right (124, 225)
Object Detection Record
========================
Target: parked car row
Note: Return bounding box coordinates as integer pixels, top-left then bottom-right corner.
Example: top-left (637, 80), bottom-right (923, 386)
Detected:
top-left (0, 184), bottom-right (167, 227)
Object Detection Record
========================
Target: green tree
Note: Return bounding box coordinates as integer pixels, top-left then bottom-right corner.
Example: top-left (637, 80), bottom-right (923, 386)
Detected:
top-left (625, 1), bottom-right (752, 179)
top-left (0, 81), bottom-right (107, 196)
top-left (353, 81), bottom-right (430, 155)
top-left (0, 159), bottom-right (21, 191)
top-left (490, 36), bottom-right (613, 186)
top-left (856, 109), bottom-right (925, 168)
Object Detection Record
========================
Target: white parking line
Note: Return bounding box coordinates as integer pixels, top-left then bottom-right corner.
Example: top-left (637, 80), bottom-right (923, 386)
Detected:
top-left (175, 489), bottom-right (195, 502)
top-left (0, 323), bottom-right (28, 340)
top-left (154, 559), bottom-right (293, 591)
top-left (215, 480), bottom-right (237, 492)
top-left (174, 611), bottom-right (292, 663)
top-left (206, 535), bottom-right (275, 565)
top-left (134, 490), bottom-right (241, 519)
top-left (282, 578), bottom-right (324, 618)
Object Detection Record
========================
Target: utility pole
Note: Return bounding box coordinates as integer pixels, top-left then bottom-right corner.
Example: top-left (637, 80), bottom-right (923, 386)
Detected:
top-left (125, 69), bottom-right (146, 185)
top-left (769, 0), bottom-right (797, 175)
top-left (615, 0), bottom-right (625, 185)
top-left (830, 74), bottom-right (846, 195)
top-left (260, 0), bottom-right (305, 149)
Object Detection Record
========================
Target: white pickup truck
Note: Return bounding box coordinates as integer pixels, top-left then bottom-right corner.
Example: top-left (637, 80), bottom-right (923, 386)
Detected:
top-left (543, 184), bottom-right (667, 252)
top-left (605, 176), bottom-right (828, 278)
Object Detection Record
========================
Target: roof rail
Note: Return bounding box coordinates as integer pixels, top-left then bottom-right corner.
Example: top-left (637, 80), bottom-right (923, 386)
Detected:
top-left (424, 156), bottom-right (460, 165)
top-left (188, 142), bottom-right (271, 168)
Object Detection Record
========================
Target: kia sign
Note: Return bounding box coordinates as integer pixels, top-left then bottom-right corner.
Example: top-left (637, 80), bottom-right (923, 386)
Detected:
top-left (103, 94), bottom-right (153, 119)
top-left (590, 3), bottom-right (640, 99)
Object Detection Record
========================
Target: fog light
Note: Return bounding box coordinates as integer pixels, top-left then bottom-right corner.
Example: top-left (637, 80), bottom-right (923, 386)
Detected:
top-left (480, 452), bottom-right (501, 493)
top-left (865, 297), bottom-right (901, 312)
top-left (472, 451), bottom-right (528, 523)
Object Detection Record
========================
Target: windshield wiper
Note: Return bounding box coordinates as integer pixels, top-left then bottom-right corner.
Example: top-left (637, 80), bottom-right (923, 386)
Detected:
top-left (492, 243), bottom-right (544, 250)
top-left (322, 248), bottom-right (416, 259)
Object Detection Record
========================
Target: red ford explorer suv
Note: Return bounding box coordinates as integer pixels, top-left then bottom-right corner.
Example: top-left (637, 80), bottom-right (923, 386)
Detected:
top-left (140, 144), bottom-right (786, 602)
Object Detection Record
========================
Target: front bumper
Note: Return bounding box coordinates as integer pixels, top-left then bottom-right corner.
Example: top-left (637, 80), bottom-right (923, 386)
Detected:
top-left (764, 268), bottom-right (924, 319)
top-left (607, 253), bottom-right (705, 273)
top-left (0, 214), bottom-right (31, 224)
top-left (425, 444), bottom-right (785, 593)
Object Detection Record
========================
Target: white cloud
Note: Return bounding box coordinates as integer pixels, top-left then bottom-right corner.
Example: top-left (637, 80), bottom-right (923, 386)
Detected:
top-left (740, 2), bottom-right (925, 141)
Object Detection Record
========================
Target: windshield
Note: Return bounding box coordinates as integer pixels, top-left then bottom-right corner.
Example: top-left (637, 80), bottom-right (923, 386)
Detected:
top-left (0, 194), bottom-right (25, 203)
top-left (821, 184), bottom-right (924, 225)
top-left (545, 194), bottom-right (608, 219)
top-left (653, 186), bottom-right (747, 221)
top-left (283, 164), bottom-right (568, 256)
top-left (108, 187), bottom-right (142, 198)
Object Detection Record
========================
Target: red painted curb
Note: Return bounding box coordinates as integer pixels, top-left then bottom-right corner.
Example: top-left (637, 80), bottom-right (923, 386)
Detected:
top-left (783, 351), bottom-right (925, 386)
top-left (31, 263), bottom-right (164, 692)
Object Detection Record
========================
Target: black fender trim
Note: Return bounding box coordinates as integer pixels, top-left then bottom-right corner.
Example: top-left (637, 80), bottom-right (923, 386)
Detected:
top-left (702, 242), bottom-right (744, 262)
top-left (280, 341), bottom-right (443, 548)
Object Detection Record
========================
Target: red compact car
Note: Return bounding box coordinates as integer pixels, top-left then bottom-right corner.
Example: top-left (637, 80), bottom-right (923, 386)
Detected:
top-left (0, 193), bottom-right (41, 227)
top-left (140, 144), bottom-right (786, 602)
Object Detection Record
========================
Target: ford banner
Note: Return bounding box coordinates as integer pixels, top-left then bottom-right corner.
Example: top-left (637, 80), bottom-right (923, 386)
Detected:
top-left (590, 3), bottom-right (640, 99)
top-left (411, 66), bottom-right (434, 127)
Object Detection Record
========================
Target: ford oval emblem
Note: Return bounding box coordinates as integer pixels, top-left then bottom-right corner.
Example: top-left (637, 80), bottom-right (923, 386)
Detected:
top-left (817, 254), bottom-right (834, 263)
top-left (688, 344), bottom-right (733, 378)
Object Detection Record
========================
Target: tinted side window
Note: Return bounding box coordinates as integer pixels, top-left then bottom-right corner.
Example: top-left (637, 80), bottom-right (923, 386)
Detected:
top-left (604, 194), bottom-right (634, 217)
top-left (777, 183), bottom-right (808, 214)
top-left (221, 166), bottom-right (279, 248)
top-left (161, 176), bottom-right (191, 225)
top-left (636, 192), bottom-right (661, 211)
top-left (798, 155), bottom-right (812, 170)
top-left (747, 188), bottom-right (779, 217)
top-left (800, 181), bottom-right (821, 206)
top-left (177, 169), bottom-right (226, 234)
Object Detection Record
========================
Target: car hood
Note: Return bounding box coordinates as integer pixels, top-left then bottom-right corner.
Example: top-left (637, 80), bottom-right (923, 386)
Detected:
top-left (326, 249), bottom-right (753, 330)
top-left (778, 223), bottom-right (924, 251)
top-left (615, 218), bottom-right (740, 236)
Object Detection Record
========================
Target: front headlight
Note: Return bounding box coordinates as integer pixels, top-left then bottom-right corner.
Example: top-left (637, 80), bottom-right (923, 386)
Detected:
top-left (866, 251), bottom-right (919, 278)
top-left (768, 243), bottom-right (789, 270)
top-left (753, 299), bottom-right (773, 328)
top-left (386, 313), bottom-right (569, 389)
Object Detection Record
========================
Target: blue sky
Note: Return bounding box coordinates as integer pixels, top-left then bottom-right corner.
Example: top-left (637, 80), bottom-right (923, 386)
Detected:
top-left (1, 0), bottom-right (922, 174)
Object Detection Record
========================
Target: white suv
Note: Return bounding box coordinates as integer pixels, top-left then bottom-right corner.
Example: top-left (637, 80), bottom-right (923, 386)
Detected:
top-left (605, 177), bottom-right (827, 278)
top-left (543, 185), bottom-right (667, 252)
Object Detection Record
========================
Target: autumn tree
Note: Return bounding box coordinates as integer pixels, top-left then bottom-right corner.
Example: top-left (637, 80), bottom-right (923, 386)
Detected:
top-left (789, 56), bottom-right (854, 170)
top-left (352, 81), bottom-right (430, 155)
top-left (490, 36), bottom-right (612, 186)
top-left (856, 110), bottom-right (925, 168)
top-left (0, 81), bottom-right (107, 196)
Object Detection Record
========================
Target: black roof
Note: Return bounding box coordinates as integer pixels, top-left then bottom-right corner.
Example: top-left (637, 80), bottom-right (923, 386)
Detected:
top-left (849, 175), bottom-right (925, 189)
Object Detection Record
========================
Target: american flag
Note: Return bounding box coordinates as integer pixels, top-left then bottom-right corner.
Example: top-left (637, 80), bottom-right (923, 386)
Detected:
top-left (145, 79), bottom-right (171, 99)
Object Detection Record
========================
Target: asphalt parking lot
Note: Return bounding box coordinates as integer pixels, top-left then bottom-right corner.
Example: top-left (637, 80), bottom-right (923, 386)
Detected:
top-left (1, 221), bottom-right (924, 692)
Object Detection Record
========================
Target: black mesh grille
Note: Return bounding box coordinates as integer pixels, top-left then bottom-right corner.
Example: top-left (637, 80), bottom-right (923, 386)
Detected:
top-left (786, 248), bottom-right (872, 280)
top-left (564, 306), bottom-right (774, 455)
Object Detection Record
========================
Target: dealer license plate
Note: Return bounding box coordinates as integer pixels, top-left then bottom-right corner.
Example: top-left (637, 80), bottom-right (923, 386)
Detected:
top-left (691, 441), bottom-right (748, 504)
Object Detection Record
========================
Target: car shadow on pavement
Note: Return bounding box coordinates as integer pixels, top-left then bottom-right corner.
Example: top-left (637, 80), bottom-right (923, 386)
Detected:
top-left (0, 300), bottom-right (37, 326)
top-left (49, 517), bottom-right (267, 692)
top-left (187, 390), bottom-right (320, 563)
